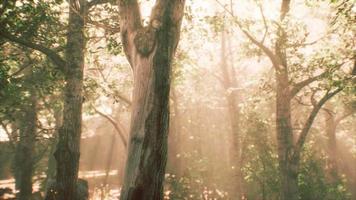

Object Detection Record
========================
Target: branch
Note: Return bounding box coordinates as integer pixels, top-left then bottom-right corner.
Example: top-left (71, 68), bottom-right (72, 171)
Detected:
top-left (240, 26), bottom-right (282, 69)
top-left (214, 0), bottom-right (281, 70)
top-left (0, 30), bottom-right (66, 71)
top-left (290, 72), bottom-right (327, 97)
top-left (92, 65), bottom-right (132, 107)
top-left (87, 17), bottom-right (119, 33)
top-left (149, 0), bottom-right (186, 52)
top-left (294, 88), bottom-right (343, 156)
top-left (118, 0), bottom-right (141, 32)
top-left (9, 61), bottom-right (35, 78)
top-left (335, 109), bottom-right (355, 125)
top-left (88, 0), bottom-right (114, 8)
top-left (115, 92), bottom-right (132, 107)
top-left (257, 3), bottom-right (268, 44)
top-left (93, 107), bottom-right (128, 148)
top-left (280, 0), bottom-right (291, 21)
top-left (118, 0), bottom-right (142, 64)
top-left (149, 0), bottom-right (185, 24)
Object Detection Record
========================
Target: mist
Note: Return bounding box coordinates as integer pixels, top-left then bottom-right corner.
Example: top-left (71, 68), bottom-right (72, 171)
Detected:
top-left (0, 0), bottom-right (355, 200)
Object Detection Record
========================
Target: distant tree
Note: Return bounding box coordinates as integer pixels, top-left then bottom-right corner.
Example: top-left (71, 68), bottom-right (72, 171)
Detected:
top-left (223, 0), bottom-right (356, 199)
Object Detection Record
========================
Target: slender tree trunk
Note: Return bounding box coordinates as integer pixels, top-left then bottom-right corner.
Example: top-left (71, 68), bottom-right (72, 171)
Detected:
top-left (324, 105), bottom-right (338, 177)
top-left (53, 1), bottom-right (87, 199)
top-left (167, 87), bottom-right (183, 176)
top-left (44, 106), bottom-right (62, 193)
top-left (220, 30), bottom-right (242, 199)
top-left (14, 89), bottom-right (37, 200)
top-left (119, 1), bottom-right (185, 199)
top-left (104, 133), bottom-right (116, 186)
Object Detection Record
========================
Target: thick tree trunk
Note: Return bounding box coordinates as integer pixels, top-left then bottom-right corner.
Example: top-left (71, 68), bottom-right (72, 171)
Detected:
top-left (52, 1), bottom-right (87, 199)
top-left (220, 30), bottom-right (242, 199)
top-left (119, 1), bottom-right (185, 199)
top-left (120, 39), bottom-right (171, 200)
top-left (14, 90), bottom-right (37, 200)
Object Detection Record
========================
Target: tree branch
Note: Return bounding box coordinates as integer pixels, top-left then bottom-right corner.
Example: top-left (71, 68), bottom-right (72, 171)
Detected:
top-left (280, 0), bottom-right (291, 20)
top-left (294, 88), bottom-right (343, 156)
top-left (335, 109), bottom-right (355, 125)
top-left (149, 0), bottom-right (186, 53)
top-left (118, 0), bottom-right (142, 67)
top-left (93, 107), bottom-right (127, 148)
top-left (0, 30), bottom-right (66, 71)
top-left (290, 72), bottom-right (327, 97)
top-left (115, 92), bottom-right (132, 107)
top-left (214, 0), bottom-right (281, 70)
top-left (88, 0), bottom-right (114, 8)
top-left (257, 3), bottom-right (268, 44)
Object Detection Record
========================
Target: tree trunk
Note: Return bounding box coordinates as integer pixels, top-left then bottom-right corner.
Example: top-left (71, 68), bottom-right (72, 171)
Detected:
top-left (119, 1), bottom-right (185, 199)
top-left (274, 1), bottom-right (300, 199)
top-left (104, 133), bottom-right (116, 186)
top-left (14, 89), bottom-right (37, 200)
top-left (275, 69), bottom-right (299, 200)
top-left (167, 87), bottom-right (183, 177)
top-left (52, 1), bottom-right (87, 199)
top-left (324, 105), bottom-right (338, 176)
top-left (44, 106), bottom-right (62, 194)
top-left (220, 30), bottom-right (242, 199)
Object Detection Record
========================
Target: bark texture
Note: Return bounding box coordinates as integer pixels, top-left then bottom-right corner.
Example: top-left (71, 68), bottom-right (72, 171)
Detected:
top-left (118, 1), bottom-right (185, 199)
top-left (52, 1), bottom-right (87, 199)
top-left (14, 89), bottom-right (37, 200)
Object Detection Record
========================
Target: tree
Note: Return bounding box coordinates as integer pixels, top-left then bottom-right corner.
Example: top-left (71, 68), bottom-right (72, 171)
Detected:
top-left (118, 0), bottom-right (186, 199)
top-left (1, 0), bottom-right (89, 199)
top-left (13, 63), bottom-right (38, 200)
top-left (0, 2), bottom-right (63, 198)
top-left (324, 99), bottom-right (355, 178)
top-left (215, 0), bottom-right (355, 199)
top-left (219, 28), bottom-right (243, 198)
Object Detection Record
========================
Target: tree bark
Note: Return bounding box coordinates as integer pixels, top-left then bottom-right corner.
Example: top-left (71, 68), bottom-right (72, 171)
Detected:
top-left (118, 1), bottom-right (185, 199)
top-left (14, 89), bottom-right (37, 200)
top-left (275, 69), bottom-right (299, 200)
top-left (52, 1), bottom-right (87, 199)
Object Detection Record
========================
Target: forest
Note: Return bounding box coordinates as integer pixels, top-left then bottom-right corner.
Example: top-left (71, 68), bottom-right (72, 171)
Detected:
top-left (0, 0), bottom-right (355, 200)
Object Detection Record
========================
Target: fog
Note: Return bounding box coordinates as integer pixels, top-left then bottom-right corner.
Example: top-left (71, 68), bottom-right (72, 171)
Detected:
top-left (0, 0), bottom-right (355, 199)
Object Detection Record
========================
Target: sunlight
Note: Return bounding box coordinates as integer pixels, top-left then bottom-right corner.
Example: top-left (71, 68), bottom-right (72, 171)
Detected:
top-left (0, 128), bottom-right (9, 142)
top-left (0, 0), bottom-right (355, 199)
